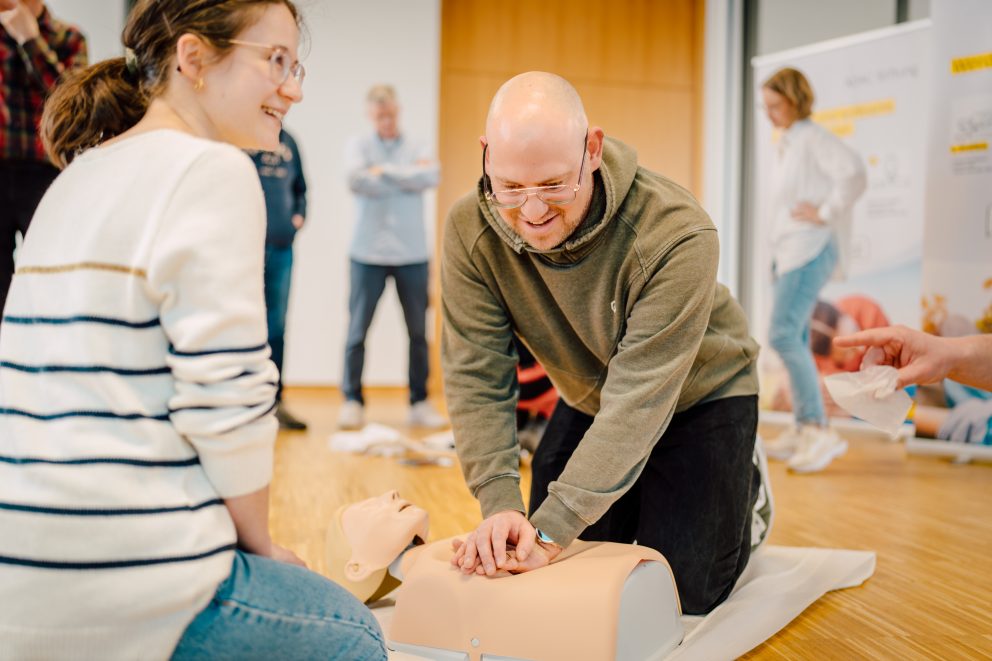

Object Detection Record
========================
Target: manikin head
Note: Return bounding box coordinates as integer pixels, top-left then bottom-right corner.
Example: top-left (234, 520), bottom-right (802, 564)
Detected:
top-left (761, 66), bottom-right (813, 130)
top-left (482, 72), bottom-right (605, 251)
top-left (326, 491), bottom-right (429, 603)
top-left (41, 0), bottom-right (304, 167)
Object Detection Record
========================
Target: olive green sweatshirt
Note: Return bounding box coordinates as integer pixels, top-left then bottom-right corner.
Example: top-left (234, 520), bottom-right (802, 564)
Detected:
top-left (441, 137), bottom-right (759, 547)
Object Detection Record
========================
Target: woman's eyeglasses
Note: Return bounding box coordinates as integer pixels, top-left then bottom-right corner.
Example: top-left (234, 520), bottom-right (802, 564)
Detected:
top-left (228, 39), bottom-right (305, 86)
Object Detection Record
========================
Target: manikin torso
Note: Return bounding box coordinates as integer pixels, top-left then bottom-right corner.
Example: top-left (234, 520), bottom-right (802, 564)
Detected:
top-left (325, 492), bottom-right (684, 660)
top-left (389, 538), bottom-right (684, 661)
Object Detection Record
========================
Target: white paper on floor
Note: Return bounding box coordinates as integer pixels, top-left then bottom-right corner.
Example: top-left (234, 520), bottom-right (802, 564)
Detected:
top-left (329, 423), bottom-right (404, 453)
top-left (668, 545), bottom-right (875, 660)
top-left (373, 545), bottom-right (876, 661)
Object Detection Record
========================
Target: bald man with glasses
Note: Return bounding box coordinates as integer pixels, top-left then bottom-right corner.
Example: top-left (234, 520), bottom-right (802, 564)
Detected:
top-left (441, 72), bottom-right (767, 615)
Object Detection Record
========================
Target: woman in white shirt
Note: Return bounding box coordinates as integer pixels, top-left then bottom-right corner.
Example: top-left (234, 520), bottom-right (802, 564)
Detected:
top-left (0, 1), bottom-right (386, 658)
top-left (760, 67), bottom-right (867, 474)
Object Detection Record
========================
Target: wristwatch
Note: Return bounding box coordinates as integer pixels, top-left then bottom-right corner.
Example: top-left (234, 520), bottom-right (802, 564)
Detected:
top-left (535, 528), bottom-right (558, 546)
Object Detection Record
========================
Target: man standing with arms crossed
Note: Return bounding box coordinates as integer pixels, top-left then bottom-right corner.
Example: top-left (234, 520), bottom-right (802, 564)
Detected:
top-left (339, 85), bottom-right (447, 430)
top-left (443, 72), bottom-right (768, 614)
top-left (0, 0), bottom-right (86, 313)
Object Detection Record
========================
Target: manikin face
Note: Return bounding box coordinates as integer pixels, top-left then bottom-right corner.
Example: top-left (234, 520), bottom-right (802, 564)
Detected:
top-left (369, 101), bottom-right (400, 140)
top-left (347, 490), bottom-right (427, 535)
top-left (340, 491), bottom-right (429, 579)
top-left (197, 3), bottom-right (302, 151)
top-left (762, 87), bottom-right (798, 130)
top-left (484, 131), bottom-right (596, 251)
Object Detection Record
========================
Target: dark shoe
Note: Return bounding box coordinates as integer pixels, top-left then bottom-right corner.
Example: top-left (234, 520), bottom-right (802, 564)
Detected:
top-left (275, 403), bottom-right (308, 431)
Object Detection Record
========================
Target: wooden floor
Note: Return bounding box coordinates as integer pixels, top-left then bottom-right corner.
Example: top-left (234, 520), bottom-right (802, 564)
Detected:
top-left (271, 387), bottom-right (992, 660)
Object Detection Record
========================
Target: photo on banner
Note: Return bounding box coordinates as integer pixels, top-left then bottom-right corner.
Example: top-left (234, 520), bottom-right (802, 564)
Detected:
top-left (750, 22), bottom-right (930, 418)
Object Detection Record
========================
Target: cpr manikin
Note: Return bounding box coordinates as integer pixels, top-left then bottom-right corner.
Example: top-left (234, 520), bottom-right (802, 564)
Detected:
top-left (326, 491), bottom-right (430, 603)
top-left (328, 492), bottom-right (684, 660)
top-left (389, 539), bottom-right (683, 661)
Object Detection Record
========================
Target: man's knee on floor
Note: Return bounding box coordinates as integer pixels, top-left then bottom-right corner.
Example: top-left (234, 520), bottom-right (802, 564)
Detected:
top-left (672, 540), bottom-right (753, 616)
top-left (678, 570), bottom-right (738, 616)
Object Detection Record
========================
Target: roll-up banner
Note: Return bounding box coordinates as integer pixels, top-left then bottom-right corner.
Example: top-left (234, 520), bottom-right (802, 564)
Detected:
top-left (751, 23), bottom-right (931, 413)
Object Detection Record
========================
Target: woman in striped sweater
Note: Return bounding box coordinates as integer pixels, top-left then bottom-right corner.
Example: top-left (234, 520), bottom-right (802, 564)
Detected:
top-left (0, 1), bottom-right (386, 658)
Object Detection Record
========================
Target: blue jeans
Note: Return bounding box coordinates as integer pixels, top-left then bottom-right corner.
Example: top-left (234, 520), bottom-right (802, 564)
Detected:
top-left (171, 551), bottom-right (386, 660)
top-left (343, 260), bottom-right (429, 404)
top-left (264, 244), bottom-right (294, 400)
top-left (770, 240), bottom-right (838, 426)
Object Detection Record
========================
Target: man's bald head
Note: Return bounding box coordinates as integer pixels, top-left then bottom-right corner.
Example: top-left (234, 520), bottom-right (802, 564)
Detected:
top-left (485, 72), bottom-right (588, 152)
top-left (480, 72), bottom-right (605, 251)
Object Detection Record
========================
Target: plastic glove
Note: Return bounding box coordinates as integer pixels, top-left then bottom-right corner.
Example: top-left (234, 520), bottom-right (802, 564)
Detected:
top-left (938, 398), bottom-right (992, 444)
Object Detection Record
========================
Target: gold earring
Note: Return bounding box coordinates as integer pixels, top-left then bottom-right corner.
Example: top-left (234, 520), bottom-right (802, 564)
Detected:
top-left (194, 77), bottom-right (204, 91)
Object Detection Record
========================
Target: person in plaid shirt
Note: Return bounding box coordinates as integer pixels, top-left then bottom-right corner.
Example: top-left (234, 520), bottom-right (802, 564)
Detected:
top-left (0, 0), bottom-right (87, 313)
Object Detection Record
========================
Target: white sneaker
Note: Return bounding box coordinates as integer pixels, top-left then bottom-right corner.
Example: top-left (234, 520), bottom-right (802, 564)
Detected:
top-left (764, 426), bottom-right (802, 461)
top-left (751, 435), bottom-right (774, 550)
top-left (408, 400), bottom-right (448, 429)
top-left (787, 426), bottom-right (848, 474)
top-left (337, 400), bottom-right (365, 430)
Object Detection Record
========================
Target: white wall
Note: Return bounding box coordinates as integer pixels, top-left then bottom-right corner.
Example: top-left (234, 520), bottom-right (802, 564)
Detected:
top-left (756, 0), bottom-right (897, 55)
top-left (44, 0), bottom-right (125, 64)
top-left (908, 0), bottom-right (931, 20)
top-left (283, 0), bottom-right (440, 386)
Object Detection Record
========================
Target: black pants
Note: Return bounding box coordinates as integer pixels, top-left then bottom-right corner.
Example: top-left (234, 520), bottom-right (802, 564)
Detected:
top-left (530, 395), bottom-right (760, 615)
top-left (0, 160), bottom-right (60, 314)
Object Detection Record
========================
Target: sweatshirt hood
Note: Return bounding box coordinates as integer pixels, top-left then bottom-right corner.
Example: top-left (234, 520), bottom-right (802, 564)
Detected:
top-left (476, 136), bottom-right (640, 264)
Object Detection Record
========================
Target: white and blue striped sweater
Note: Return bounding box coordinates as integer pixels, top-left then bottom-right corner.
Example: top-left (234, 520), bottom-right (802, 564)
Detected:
top-left (0, 130), bottom-right (278, 659)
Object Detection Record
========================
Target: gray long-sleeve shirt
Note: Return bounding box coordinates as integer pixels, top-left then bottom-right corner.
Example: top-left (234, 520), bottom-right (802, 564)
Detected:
top-left (345, 132), bottom-right (439, 265)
